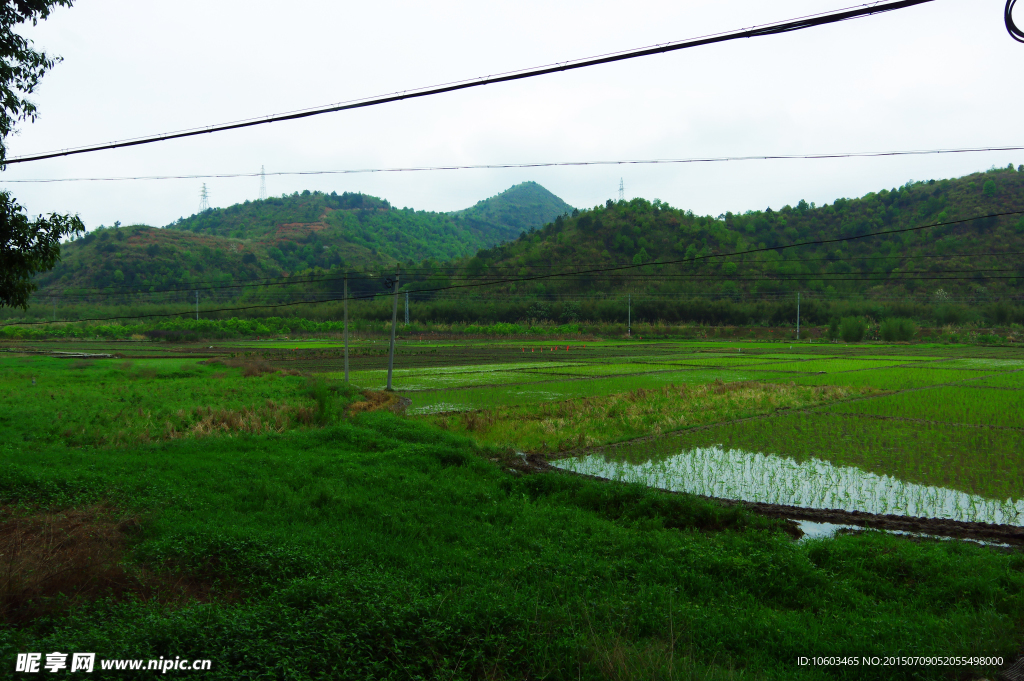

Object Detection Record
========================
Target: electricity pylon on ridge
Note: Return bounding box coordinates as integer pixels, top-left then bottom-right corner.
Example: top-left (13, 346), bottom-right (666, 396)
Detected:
top-left (259, 165), bottom-right (267, 200)
top-left (618, 178), bottom-right (624, 202)
top-left (199, 183), bottom-right (209, 212)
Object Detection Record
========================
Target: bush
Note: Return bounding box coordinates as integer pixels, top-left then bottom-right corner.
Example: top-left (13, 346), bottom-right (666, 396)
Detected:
top-left (839, 317), bottom-right (866, 343)
top-left (880, 317), bottom-right (916, 342)
top-left (826, 318), bottom-right (840, 341)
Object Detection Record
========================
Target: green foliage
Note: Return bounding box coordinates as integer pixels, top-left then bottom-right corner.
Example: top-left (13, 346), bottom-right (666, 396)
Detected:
top-left (306, 376), bottom-right (338, 426)
top-left (448, 169), bottom-right (1024, 311)
top-left (0, 2), bottom-right (83, 310)
top-left (827, 317), bottom-right (840, 341)
top-left (32, 184), bottom-right (572, 297)
top-left (0, 191), bottom-right (84, 309)
top-left (450, 181), bottom-right (574, 238)
top-left (2, 402), bottom-right (1022, 678)
top-left (839, 317), bottom-right (866, 342)
top-left (983, 179), bottom-right (997, 197)
top-left (0, 0), bottom-right (74, 162)
top-left (880, 317), bottom-right (916, 342)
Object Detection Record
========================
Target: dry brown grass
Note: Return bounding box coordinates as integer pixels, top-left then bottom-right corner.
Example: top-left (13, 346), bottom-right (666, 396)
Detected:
top-left (348, 389), bottom-right (406, 415)
top-left (202, 357), bottom-right (302, 377)
top-left (0, 505), bottom-right (235, 626)
top-left (160, 400), bottom-right (317, 440)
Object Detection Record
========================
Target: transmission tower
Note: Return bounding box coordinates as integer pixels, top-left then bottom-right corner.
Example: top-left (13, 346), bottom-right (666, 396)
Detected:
top-left (618, 178), bottom-right (624, 202)
top-left (258, 165), bottom-right (267, 200)
top-left (199, 183), bottom-right (209, 212)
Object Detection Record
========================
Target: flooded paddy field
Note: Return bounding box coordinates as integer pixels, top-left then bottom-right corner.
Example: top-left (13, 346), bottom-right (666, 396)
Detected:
top-left (346, 338), bottom-right (1022, 538)
top-left (6, 335), bottom-right (1022, 536)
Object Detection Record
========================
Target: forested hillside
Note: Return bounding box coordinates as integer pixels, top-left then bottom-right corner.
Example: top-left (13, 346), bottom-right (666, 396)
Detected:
top-left (31, 183), bottom-right (574, 294)
top-left (19, 167), bottom-right (1024, 329)
top-left (435, 166), bottom-right (1024, 303)
top-left (449, 181), bottom-right (574, 242)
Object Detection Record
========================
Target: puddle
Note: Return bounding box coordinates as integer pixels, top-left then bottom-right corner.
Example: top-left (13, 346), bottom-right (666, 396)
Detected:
top-left (554, 445), bottom-right (1024, 527)
top-left (793, 519), bottom-right (1014, 547)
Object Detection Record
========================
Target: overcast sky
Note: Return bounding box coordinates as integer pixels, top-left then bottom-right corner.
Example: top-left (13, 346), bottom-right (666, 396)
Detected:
top-left (1, 0), bottom-right (1022, 230)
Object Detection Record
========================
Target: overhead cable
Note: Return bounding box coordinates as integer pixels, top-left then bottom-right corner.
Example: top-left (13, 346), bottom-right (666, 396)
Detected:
top-left (6, 144), bottom-right (1024, 183)
top-left (2, 0), bottom-right (935, 166)
top-left (1008, 0), bottom-right (1024, 42)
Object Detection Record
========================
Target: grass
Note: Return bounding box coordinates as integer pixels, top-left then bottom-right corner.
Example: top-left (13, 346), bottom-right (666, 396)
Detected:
top-left (822, 385), bottom-right (1024, 428)
top-left (1, 414), bottom-right (1021, 680)
top-left (0, 339), bottom-right (1022, 679)
top-left (424, 381), bottom-right (872, 453)
top-left (0, 356), bottom-right (357, 449)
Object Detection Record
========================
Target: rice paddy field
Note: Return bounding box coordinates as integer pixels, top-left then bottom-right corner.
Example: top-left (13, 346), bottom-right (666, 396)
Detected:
top-left (2, 335), bottom-right (1023, 680)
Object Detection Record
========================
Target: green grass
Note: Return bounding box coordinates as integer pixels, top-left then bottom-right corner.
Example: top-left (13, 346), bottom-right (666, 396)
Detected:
top-left (423, 382), bottom-right (871, 453)
top-left (619, 411), bottom-right (1024, 502)
top-left (2, 339), bottom-right (1023, 679)
top-left (0, 356), bottom-right (346, 448)
top-left (2, 414), bottom-right (1021, 680)
top-left (822, 385), bottom-right (1024, 428)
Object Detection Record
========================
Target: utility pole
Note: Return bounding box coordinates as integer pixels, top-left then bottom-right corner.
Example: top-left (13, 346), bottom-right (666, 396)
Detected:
top-left (343, 274), bottom-right (349, 382)
top-left (386, 266), bottom-right (400, 391)
top-left (258, 166), bottom-right (267, 201)
top-left (199, 184), bottom-right (209, 212)
top-left (52, 296), bottom-right (56, 322)
top-left (618, 178), bottom-right (624, 203)
top-left (405, 292), bottom-right (409, 325)
top-left (628, 293), bottom-right (631, 337)
top-left (794, 290), bottom-right (802, 339)
top-left (195, 290), bottom-right (199, 321)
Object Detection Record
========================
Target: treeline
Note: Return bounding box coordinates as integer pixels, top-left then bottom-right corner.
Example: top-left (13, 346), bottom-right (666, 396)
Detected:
top-left (4, 296), bottom-right (1021, 342)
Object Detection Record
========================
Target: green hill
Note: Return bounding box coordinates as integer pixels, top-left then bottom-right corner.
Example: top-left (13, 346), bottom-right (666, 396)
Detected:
top-left (442, 166), bottom-right (1024, 305)
top-left (31, 184), bottom-right (573, 295)
top-left (449, 181), bottom-right (575, 242)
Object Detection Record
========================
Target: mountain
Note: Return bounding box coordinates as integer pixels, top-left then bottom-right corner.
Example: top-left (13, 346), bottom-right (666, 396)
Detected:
top-left (31, 184), bottom-right (573, 294)
top-left (437, 166), bottom-right (1024, 303)
top-left (449, 181), bottom-right (575, 242)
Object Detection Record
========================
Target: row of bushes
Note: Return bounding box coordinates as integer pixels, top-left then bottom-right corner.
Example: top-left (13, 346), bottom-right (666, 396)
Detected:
top-left (824, 317), bottom-right (918, 342)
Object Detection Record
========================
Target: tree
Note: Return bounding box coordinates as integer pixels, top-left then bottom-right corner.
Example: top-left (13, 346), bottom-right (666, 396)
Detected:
top-left (0, 0), bottom-right (82, 309)
top-left (1, 192), bottom-right (83, 308)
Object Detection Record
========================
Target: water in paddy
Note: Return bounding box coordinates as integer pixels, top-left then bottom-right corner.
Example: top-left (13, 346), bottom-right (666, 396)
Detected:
top-left (555, 444), bottom-right (1024, 527)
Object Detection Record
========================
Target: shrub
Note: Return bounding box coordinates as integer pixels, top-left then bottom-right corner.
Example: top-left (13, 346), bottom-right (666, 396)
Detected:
top-left (826, 318), bottom-right (840, 341)
top-left (839, 317), bottom-right (866, 343)
top-left (880, 317), bottom-right (916, 342)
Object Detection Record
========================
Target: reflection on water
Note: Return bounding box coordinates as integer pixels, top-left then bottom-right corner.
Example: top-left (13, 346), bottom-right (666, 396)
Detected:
top-left (555, 446), bottom-right (1024, 527)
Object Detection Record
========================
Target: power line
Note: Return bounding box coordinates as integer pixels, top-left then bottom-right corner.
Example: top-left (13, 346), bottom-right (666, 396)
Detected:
top-left (1, 0), bottom-right (936, 166)
top-left (1008, 0), bottom-right (1024, 42)
top-left (9, 145), bottom-right (1024, 183)
top-left (7, 208), bottom-right (1023, 326)
top-left (38, 265), bottom-right (1024, 299)
top-left (31, 247), bottom-right (1024, 299)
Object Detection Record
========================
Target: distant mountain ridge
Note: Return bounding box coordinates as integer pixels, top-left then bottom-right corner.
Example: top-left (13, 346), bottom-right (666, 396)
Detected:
top-left (448, 166), bottom-right (1024, 304)
top-left (30, 183), bottom-right (574, 294)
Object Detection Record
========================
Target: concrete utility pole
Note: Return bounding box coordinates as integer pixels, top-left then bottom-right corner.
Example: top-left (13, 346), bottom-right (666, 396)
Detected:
top-left (628, 293), bottom-right (631, 337)
top-left (343, 274), bottom-right (349, 382)
top-left (386, 266), bottom-right (400, 391)
top-left (405, 292), bottom-right (409, 325)
top-left (195, 291), bottom-right (199, 320)
top-left (796, 292), bottom-right (801, 340)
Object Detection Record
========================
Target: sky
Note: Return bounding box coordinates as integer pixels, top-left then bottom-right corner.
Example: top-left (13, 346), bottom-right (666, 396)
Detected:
top-left (1, 0), bottom-right (1022, 230)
